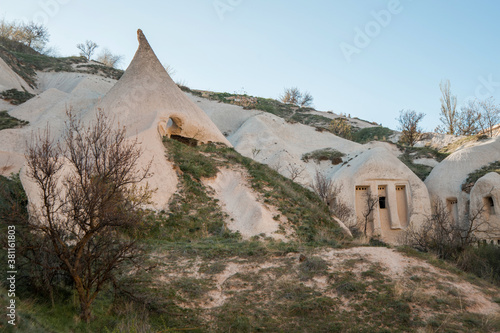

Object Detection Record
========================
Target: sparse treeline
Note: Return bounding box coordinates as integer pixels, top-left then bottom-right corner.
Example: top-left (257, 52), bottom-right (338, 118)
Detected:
top-left (0, 18), bottom-right (50, 54)
top-left (0, 17), bottom-right (123, 69)
top-left (279, 87), bottom-right (314, 107)
top-left (396, 79), bottom-right (500, 148)
top-left (437, 79), bottom-right (500, 137)
top-left (76, 40), bottom-right (123, 68)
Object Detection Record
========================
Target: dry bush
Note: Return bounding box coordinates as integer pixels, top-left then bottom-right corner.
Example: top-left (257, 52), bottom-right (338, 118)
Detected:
top-left (311, 171), bottom-right (352, 223)
top-left (403, 200), bottom-right (494, 260)
top-left (96, 48), bottom-right (123, 68)
top-left (286, 162), bottom-right (305, 182)
top-left (311, 170), bottom-right (333, 204)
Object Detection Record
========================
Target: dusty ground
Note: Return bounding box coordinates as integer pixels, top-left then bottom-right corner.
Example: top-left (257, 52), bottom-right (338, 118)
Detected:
top-left (154, 246), bottom-right (500, 318)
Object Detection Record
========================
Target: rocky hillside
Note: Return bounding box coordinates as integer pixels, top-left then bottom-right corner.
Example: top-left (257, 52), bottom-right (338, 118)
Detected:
top-left (1, 36), bottom-right (500, 333)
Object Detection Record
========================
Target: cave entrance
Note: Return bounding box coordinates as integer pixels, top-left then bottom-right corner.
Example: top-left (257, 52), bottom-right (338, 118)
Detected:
top-left (170, 135), bottom-right (198, 147)
top-left (166, 117), bottom-right (198, 147)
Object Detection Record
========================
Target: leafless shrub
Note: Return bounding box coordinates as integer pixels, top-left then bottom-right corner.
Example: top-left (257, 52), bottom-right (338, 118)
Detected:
top-left (327, 183), bottom-right (352, 222)
top-left (271, 159), bottom-right (283, 173)
top-left (251, 148), bottom-right (261, 159)
top-left (312, 170), bottom-right (334, 204)
top-left (96, 48), bottom-right (123, 68)
top-left (286, 162), bottom-right (305, 182)
top-left (403, 200), bottom-right (497, 260)
top-left (163, 64), bottom-right (176, 77)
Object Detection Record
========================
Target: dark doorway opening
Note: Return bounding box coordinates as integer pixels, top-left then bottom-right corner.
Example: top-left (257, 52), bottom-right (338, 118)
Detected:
top-left (171, 135), bottom-right (198, 147)
top-left (379, 196), bottom-right (386, 209)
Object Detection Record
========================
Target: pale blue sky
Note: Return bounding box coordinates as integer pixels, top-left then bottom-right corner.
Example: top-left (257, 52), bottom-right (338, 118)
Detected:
top-left (2, 0), bottom-right (500, 131)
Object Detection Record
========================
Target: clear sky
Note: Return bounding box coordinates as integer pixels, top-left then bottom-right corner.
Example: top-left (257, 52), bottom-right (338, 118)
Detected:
top-left (2, 0), bottom-right (500, 131)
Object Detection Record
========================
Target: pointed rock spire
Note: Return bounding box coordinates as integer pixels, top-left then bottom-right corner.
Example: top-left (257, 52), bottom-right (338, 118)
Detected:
top-left (97, 29), bottom-right (231, 146)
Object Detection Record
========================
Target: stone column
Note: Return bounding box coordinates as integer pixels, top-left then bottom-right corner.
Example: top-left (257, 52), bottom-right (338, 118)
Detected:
top-left (387, 184), bottom-right (402, 229)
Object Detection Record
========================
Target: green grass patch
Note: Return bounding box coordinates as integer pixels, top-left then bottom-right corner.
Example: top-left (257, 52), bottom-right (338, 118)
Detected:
top-left (462, 160), bottom-right (500, 193)
top-left (396, 145), bottom-right (448, 181)
top-left (298, 256), bottom-right (329, 280)
top-left (0, 38), bottom-right (123, 88)
top-left (398, 153), bottom-right (433, 180)
top-left (352, 126), bottom-right (394, 144)
top-left (11, 52), bottom-right (87, 72)
top-left (75, 63), bottom-right (123, 80)
top-left (440, 134), bottom-right (489, 154)
top-left (289, 112), bottom-right (333, 127)
top-left (0, 89), bottom-right (35, 105)
top-left (0, 110), bottom-right (29, 130)
top-left (302, 148), bottom-right (345, 165)
top-left (171, 277), bottom-right (213, 300)
top-left (159, 138), bottom-right (343, 244)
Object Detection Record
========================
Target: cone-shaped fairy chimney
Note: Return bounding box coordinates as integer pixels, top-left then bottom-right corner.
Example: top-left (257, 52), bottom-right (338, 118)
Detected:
top-left (97, 29), bottom-right (231, 146)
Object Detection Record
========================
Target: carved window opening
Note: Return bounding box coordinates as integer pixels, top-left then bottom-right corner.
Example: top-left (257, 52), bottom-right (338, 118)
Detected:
top-left (379, 196), bottom-right (386, 209)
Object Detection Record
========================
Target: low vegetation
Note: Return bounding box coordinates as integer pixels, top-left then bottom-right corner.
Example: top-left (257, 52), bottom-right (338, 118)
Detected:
top-left (302, 148), bottom-right (345, 165)
top-left (161, 138), bottom-right (343, 244)
top-left (352, 126), bottom-right (394, 144)
top-left (462, 160), bottom-right (500, 193)
top-left (0, 88), bottom-right (34, 105)
top-left (0, 37), bottom-right (123, 87)
top-left (439, 134), bottom-right (489, 154)
top-left (2, 133), bottom-right (499, 332)
top-left (398, 145), bottom-right (449, 180)
top-left (0, 110), bottom-right (29, 130)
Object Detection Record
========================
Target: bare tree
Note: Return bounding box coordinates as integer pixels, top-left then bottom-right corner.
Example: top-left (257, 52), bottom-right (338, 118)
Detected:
top-left (280, 87), bottom-right (302, 105)
top-left (280, 87), bottom-right (314, 108)
top-left (0, 19), bottom-right (49, 52)
top-left (19, 21), bottom-right (49, 51)
top-left (25, 108), bottom-right (152, 321)
top-left (360, 192), bottom-right (378, 237)
top-left (457, 100), bottom-right (482, 136)
top-left (96, 48), bottom-right (123, 68)
top-left (478, 97), bottom-right (500, 137)
top-left (438, 80), bottom-right (458, 135)
top-left (327, 183), bottom-right (352, 222)
top-left (300, 92), bottom-right (314, 107)
top-left (77, 40), bottom-right (99, 60)
top-left (312, 170), bottom-right (333, 204)
top-left (397, 109), bottom-right (425, 146)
